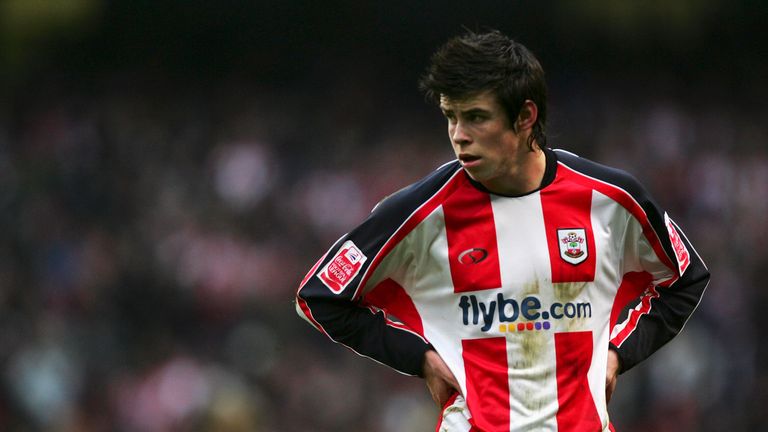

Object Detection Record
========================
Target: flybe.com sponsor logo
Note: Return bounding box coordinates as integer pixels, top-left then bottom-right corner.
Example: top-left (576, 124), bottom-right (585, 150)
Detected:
top-left (459, 293), bottom-right (592, 333)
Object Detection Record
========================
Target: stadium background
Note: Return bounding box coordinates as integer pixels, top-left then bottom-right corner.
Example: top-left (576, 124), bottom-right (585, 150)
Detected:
top-left (0, 1), bottom-right (766, 431)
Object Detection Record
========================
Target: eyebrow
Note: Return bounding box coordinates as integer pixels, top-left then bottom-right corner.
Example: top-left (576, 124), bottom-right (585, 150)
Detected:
top-left (462, 108), bottom-right (491, 115)
top-left (440, 106), bottom-right (492, 116)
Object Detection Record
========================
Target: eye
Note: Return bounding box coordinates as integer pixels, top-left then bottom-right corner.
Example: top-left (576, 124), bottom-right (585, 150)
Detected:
top-left (468, 113), bottom-right (487, 123)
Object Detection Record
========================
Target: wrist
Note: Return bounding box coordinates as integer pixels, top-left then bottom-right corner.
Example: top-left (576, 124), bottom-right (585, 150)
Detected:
top-left (420, 345), bottom-right (437, 378)
top-left (608, 344), bottom-right (624, 374)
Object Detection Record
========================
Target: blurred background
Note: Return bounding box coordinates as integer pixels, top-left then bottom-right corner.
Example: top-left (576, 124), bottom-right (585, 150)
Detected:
top-left (0, 1), bottom-right (766, 431)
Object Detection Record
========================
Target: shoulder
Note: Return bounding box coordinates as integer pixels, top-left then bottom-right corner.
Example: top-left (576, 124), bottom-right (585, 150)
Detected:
top-left (552, 148), bottom-right (673, 250)
top-left (552, 148), bottom-right (651, 204)
top-left (553, 148), bottom-right (643, 189)
top-left (372, 160), bottom-right (463, 215)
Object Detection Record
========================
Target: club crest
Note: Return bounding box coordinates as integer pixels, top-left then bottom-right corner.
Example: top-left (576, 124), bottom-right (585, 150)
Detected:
top-left (558, 228), bottom-right (588, 265)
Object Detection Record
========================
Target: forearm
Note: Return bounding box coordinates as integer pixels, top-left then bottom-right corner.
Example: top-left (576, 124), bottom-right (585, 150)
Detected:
top-left (297, 295), bottom-right (432, 376)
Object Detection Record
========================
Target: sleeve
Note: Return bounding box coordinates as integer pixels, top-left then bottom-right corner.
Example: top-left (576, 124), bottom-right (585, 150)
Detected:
top-left (295, 162), bottom-right (460, 376)
top-left (609, 182), bottom-right (710, 373)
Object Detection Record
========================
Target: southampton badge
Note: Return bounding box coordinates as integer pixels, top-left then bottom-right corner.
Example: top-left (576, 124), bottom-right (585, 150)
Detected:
top-left (558, 228), bottom-right (588, 265)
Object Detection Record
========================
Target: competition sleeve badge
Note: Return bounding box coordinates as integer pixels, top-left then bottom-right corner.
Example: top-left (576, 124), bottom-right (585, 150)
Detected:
top-left (557, 228), bottom-right (588, 265)
top-left (318, 240), bottom-right (367, 294)
top-left (664, 213), bottom-right (690, 275)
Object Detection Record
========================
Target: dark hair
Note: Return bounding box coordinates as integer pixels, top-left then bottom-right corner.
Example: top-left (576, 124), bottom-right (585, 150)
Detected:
top-left (419, 30), bottom-right (547, 149)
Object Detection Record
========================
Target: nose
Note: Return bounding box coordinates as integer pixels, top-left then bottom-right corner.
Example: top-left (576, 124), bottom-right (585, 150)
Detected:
top-left (451, 122), bottom-right (471, 145)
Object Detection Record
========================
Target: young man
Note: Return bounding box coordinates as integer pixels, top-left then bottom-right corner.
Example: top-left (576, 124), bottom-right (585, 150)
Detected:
top-left (296, 30), bottom-right (709, 431)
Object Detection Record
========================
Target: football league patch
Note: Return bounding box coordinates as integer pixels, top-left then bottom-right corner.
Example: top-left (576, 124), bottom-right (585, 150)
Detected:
top-left (558, 228), bottom-right (588, 265)
top-left (664, 213), bottom-right (690, 275)
top-left (318, 240), bottom-right (367, 294)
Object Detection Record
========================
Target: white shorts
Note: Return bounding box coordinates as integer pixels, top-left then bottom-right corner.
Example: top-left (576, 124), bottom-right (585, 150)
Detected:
top-left (436, 393), bottom-right (473, 432)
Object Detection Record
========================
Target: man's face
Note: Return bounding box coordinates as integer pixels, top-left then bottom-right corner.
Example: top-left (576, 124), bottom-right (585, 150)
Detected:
top-left (440, 91), bottom-right (526, 191)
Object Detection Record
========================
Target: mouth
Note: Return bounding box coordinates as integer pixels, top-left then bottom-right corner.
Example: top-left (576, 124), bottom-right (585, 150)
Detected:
top-left (459, 153), bottom-right (482, 167)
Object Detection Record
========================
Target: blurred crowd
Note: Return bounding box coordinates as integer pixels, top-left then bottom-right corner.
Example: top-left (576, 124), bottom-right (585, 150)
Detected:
top-left (0, 75), bottom-right (456, 432)
top-left (1, 1), bottom-right (766, 431)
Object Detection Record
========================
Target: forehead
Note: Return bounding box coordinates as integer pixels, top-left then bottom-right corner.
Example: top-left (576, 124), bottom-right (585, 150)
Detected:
top-left (439, 91), bottom-right (500, 111)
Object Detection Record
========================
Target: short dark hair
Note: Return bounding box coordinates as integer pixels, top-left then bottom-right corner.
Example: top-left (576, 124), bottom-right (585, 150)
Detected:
top-left (419, 30), bottom-right (547, 149)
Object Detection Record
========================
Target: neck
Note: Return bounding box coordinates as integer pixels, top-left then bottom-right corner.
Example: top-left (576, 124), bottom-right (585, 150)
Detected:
top-left (481, 145), bottom-right (547, 196)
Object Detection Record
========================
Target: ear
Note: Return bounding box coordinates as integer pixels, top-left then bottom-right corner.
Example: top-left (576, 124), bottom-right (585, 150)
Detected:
top-left (515, 100), bottom-right (538, 132)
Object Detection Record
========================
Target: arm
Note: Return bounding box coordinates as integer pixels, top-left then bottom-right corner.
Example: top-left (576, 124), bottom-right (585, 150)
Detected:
top-left (296, 162), bottom-right (462, 376)
top-left (295, 223), bottom-right (431, 376)
top-left (610, 207), bottom-right (710, 373)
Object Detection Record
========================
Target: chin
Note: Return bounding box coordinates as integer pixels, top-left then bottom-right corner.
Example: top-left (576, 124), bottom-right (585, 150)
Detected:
top-left (463, 169), bottom-right (488, 183)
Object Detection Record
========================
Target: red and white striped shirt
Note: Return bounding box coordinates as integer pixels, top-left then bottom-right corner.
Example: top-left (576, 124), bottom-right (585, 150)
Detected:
top-left (296, 148), bottom-right (709, 432)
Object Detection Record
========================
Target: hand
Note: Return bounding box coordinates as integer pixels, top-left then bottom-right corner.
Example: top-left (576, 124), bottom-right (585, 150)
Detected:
top-left (422, 350), bottom-right (462, 408)
top-left (605, 348), bottom-right (621, 403)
